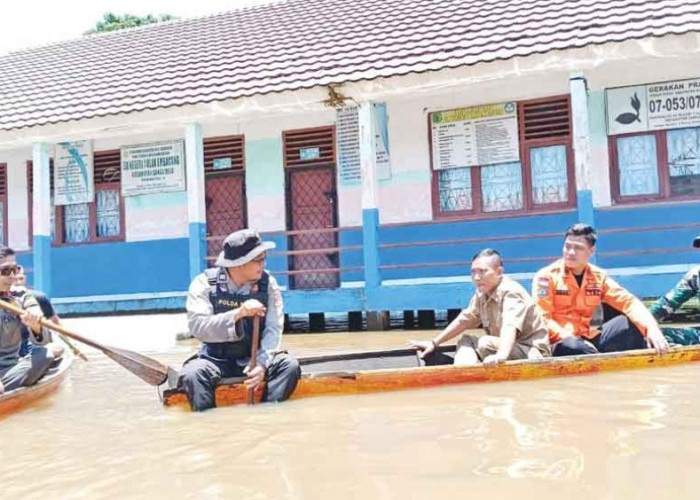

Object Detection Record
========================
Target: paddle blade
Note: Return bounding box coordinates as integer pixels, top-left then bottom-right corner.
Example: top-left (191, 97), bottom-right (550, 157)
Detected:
top-left (102, 346), bottom-right (170, 386)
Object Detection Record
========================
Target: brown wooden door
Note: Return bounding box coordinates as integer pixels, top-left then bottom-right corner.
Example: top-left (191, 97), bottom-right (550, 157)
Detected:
top-left (284, 127), bottom-right (339, 289)
top-left (204, 136), bottom-right (246, 263)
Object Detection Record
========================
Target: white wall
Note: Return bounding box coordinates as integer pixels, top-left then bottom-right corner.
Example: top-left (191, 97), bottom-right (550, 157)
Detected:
top-left (5, 148), bottom-right (31, 250)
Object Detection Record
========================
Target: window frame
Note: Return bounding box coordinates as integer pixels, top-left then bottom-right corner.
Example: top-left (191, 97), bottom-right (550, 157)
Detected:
top-left (27, 151), bottom-right (125, 247)
top-left (54, 181), bottom-right (125, 245)
top-left (430, 95), bottom-right (577, 220)
top-left (608, 128), bottom-right (700, 204)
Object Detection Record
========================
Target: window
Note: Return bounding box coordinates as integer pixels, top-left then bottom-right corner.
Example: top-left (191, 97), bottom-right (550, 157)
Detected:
top-left (29, 151), bottom-right (124, 245)
top-left (432, 96), bottom-right (575, 218)
top-left (610, 127), bottom-right (700, 202)
top-left (0, 164), bottom-right (7, 245)
top-left (56, 149), bottom-right (123, 244)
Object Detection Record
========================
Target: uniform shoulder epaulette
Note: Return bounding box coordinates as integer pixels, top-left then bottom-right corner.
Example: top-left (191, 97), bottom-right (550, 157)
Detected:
top-left (204, 267), bottom-right (219, 286)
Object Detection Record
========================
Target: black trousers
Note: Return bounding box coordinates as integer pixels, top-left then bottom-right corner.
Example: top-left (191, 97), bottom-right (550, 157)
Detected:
top-left (0, 347), bottom-right (55, 392)
top-left (178, 352), bottom-right (301, 412)
top-left (552, 315), bottom-right (647, 357)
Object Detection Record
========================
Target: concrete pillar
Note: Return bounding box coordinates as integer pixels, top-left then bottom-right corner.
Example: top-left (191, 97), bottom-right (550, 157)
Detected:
top-left (570, 72), bottom-right (596, 231)
top-left (185, 123), bottom-right (207, 279)
top-left (31, 143), bottom-right (52, 295)
top-left (359, 102), bottom-right (381, 291)
top-left (359, 102), bottom-right (388, 330)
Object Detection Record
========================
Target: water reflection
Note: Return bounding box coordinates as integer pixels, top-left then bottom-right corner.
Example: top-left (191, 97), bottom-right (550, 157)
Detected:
top-left (470, 395), bottom-right (584, 481)
top-left (2, 314), bottom-right (700, 499)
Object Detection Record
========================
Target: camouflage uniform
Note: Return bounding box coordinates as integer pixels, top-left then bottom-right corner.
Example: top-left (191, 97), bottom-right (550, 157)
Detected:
top-left (650, 266), bottom-right (700, 345)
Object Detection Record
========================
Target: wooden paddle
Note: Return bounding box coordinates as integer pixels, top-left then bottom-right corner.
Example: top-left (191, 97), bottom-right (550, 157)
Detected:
top-left (247, 316), bottom-right (261, 405)
top-left (55, 331), bottom-right (89, 362)
top-left (0, 299), bottom-right (172, 386)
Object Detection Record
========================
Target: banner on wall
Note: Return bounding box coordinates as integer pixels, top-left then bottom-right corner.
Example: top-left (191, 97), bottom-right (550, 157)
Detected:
top-left (121, 140), bottom-right (186, 197)
top-left (336, 103), bottom-right (392, 186)
top-left (54, 140), bottom-right (94, 206)
top-left (337, 106), bottom-right (361, 185)
top-left (606, 77), bottom-right (700, 136)
top-left (430, 102), bottom-right (519, 170)
top-left (373, 102), bottom-right (391, 181)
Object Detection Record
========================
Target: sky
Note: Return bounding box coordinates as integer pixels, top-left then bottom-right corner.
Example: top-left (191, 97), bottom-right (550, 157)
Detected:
top-left (0, 0), bottom-right (279, 55)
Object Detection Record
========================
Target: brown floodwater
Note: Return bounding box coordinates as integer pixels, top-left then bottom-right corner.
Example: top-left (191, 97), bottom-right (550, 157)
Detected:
top-left (2, 313), bottom-right (700, 500)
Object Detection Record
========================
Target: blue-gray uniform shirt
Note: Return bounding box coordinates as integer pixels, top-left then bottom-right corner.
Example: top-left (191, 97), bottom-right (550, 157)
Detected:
top-left (186, 270), bottom-right (284, 369)
top-left (0, 290), bottom-right (51, 369)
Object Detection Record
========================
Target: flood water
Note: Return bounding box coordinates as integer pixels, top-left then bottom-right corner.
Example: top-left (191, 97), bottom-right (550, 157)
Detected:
top-left (2, 313), bottom-right (700, 499)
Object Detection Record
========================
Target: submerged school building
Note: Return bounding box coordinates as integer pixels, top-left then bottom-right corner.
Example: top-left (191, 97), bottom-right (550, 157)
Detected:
top-left (1, 0), bottom-right (699, 320)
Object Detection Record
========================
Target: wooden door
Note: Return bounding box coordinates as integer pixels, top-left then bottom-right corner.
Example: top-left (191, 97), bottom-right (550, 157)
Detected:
top-left (204, 135), bottom-right (247, 262)
top-left (284, 127), bottom-right (339, 289)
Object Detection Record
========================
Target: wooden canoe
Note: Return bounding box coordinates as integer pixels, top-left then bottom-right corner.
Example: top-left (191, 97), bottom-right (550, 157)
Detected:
top-left (0, 352), bottom-right (73, 419)
top-left (161, 343), bottom-right (700, 410)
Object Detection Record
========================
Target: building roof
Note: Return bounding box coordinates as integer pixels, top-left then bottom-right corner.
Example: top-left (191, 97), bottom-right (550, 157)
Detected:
top-left (1, 0), bottom-right (699, 131)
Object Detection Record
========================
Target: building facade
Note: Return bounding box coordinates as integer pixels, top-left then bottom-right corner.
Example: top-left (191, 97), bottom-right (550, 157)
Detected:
top-left (1, 0), bottom-right (699, 314)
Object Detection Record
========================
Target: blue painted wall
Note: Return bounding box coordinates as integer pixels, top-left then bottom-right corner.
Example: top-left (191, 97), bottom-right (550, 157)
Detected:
top-left (261, 232), bottom-right (290, 289)
top-left (595, 202), bottom-right (700, 268)
top-left (378, 211), bottom-right (578, 279)
top-left (51, 238), bottom-right (190, 297)
top-left (338, 227), bottom-right (364, 283)
top-left (25, 201), bottom-right (698, 314)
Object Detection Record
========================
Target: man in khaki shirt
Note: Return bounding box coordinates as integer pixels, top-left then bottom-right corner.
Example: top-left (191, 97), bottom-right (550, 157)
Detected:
top-left (410, 249), bottom-right (550, 366)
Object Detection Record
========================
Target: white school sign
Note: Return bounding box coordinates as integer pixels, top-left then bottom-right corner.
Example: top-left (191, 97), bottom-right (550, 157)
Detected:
top-left (121, 141), bottom-right (186, 197)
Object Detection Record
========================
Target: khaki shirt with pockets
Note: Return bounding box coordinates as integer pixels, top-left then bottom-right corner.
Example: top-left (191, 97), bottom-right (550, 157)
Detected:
top-left (454, 276), bottom-right (550, 356)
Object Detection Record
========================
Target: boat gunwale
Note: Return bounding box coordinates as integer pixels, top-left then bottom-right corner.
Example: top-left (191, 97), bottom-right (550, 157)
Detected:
top-left (161, 344), bottom-right (700, 407)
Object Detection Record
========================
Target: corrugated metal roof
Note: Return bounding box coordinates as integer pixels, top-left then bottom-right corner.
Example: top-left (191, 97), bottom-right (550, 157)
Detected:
top-left (1, 0), bottom-right (698, 130)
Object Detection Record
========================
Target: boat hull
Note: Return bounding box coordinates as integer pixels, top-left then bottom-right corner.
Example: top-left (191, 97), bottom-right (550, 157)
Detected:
top-left (0, 353), bottom-right (73, 419)
top-left (162, 345), bottom-right (700, 409)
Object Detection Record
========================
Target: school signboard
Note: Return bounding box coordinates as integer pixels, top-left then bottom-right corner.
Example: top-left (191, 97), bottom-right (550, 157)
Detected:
top-left (121, 140), bottom-right (186, 197)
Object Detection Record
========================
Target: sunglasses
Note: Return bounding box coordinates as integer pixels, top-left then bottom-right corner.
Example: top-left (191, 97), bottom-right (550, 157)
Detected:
top-left (0, 266), bottom-right (19, 277)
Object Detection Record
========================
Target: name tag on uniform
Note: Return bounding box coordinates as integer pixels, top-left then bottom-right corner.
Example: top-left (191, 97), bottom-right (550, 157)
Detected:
top-left (217, 299), bottom-right (241, 308)
top-left (586, 288), bottom-right (601, 296)
top-left (555, 289), bottom-right (570, 296)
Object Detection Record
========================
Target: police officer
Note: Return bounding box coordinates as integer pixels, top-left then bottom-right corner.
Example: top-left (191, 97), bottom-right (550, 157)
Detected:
top-left (532, 224), bottom-right (669, 357)
top-left (178, 229), bottom-right (300, 411)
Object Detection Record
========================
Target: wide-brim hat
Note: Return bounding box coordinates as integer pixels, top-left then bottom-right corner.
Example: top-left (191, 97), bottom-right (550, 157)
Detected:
top-left (214, 229), bottom-right (275, 267)
top-left (693, 232), bottom-right (700, 249)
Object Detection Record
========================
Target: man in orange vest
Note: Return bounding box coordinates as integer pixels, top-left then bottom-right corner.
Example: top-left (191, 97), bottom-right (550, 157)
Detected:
top-left (532, 223), bottom-right (669, 357)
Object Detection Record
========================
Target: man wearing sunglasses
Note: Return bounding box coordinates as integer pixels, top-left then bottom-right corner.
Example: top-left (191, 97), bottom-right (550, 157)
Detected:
top-left (0, 246), bottom-right (58, 395)
top-left (177, 229), bottom-right (301, 411)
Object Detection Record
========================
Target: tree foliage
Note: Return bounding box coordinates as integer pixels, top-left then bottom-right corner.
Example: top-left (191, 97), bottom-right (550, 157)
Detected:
top-left (85, 13), bottom-right (177, 34)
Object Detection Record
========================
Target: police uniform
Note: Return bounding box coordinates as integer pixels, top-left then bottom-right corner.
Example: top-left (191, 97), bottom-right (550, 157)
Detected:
top-left (533, 259), bottom-right (655, 356)
top-left (178, 265), bottom-right (300, 411)
top-left (0, 289), bottom-right (54, 393)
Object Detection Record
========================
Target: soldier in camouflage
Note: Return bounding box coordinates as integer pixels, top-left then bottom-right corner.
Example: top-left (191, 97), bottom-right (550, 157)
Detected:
top-left (649, 233), bottom-right (700, 345)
